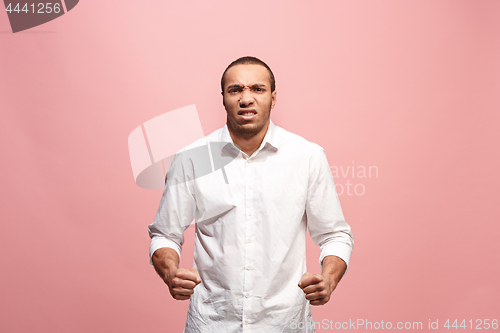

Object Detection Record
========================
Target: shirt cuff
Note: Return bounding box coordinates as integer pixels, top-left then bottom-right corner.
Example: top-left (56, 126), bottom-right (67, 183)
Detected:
top-left (149, 237), bottom-right (182, 265)
top-left (319, 241), bottom-right (353, 275)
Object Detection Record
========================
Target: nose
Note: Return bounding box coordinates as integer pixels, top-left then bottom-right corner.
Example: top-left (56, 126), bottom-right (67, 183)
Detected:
top-left (239, 88), bottom-right (254, 108)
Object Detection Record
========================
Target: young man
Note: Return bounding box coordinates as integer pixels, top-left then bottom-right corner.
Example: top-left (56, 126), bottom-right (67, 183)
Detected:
top-left (149, 56), bottom-right (353, 332)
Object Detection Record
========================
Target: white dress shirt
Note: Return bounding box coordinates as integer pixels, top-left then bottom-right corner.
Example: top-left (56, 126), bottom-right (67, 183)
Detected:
top-left (148, 120), bottom-right (353, 333)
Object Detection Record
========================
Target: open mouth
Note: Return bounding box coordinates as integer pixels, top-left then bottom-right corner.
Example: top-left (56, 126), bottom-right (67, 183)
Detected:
top-left (238, 109), bottom-right (257, 120)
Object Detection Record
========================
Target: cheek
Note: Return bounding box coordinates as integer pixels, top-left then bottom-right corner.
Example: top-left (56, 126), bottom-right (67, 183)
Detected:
top-left (224, 97), bottom-right (237, 109)
top-left (259, 97), bottom-right (273, 109)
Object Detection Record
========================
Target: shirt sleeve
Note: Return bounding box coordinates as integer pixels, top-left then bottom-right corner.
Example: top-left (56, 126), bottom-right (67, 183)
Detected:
top-left (305, 147), bottom-right (354, 274)
top-left (147, 152), bottom-right (197, 265)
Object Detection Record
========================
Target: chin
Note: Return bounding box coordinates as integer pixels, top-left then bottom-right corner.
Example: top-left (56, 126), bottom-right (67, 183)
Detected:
top-left (234, 124), bottom-right (258, 135)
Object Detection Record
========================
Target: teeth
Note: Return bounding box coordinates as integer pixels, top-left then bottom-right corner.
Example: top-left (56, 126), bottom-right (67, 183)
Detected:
top-left (242, 112), bottom-right (254, 116)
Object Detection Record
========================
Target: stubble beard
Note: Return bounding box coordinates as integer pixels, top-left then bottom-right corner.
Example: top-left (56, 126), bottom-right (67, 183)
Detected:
top-left (228, 109), bottom-right (271, 139)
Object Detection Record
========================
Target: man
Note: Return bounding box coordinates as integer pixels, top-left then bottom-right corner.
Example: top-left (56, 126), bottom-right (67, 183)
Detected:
top-left (148, 56), bottom-right (353, 332)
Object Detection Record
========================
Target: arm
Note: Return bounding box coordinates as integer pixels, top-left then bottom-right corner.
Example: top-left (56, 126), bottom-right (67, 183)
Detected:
top-left (299, 147), bottom-right (354, 305)
top-left (148, 152), bottom-right (200, 300)
top-left (321, 255), bottom-right (347, 291)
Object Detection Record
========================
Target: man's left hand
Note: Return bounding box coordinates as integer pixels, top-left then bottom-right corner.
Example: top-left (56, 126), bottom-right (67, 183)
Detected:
top-left (298, 255), bottom-right (347, 306)
top-left (298, 272), bottom-right (335, 306)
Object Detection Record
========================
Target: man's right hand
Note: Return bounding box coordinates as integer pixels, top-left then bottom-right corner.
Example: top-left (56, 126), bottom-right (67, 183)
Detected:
top-left (167, 267), bottom-right (201, 300)
top-left (152, 247), bottom-right (201, 301)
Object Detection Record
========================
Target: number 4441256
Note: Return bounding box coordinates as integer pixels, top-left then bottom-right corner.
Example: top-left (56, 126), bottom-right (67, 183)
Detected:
top-left (5, 3), bottom-right (62, 14)
top-left (444, 319), bottom-right (498, 330)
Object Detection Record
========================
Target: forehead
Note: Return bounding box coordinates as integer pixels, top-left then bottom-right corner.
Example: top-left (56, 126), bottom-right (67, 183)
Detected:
top-left (224, 64), bottom-right (271, 87)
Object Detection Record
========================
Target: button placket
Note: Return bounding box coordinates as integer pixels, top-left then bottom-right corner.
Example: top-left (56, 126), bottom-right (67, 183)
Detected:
top-left (242, 156), bottom-right (254, 324)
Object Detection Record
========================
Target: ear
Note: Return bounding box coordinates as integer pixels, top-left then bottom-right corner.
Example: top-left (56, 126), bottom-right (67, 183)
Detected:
top-left (271, 90), bottom-right (277, 109)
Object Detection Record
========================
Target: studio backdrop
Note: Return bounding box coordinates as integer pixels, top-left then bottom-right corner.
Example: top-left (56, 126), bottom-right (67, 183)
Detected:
top-left (1, 1), bottom-right (499, 332)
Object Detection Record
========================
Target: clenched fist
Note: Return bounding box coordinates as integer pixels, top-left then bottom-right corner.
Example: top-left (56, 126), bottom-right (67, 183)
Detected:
top-left (166, 267), bottom-right (201, 301)
top-left (297, 255), bottom-right (347, 306)
top-left (152, 248), bottom-right (202, 301)
top-left (298, 272), bottom-right (334, 306)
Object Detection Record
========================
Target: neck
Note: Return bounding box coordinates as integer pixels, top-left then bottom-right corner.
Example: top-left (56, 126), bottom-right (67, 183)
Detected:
top-left (228, 120), bottom-right (270, 157)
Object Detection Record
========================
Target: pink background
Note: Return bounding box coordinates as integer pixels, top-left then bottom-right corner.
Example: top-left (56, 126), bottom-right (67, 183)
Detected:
top-left (1, 0), bottom-right (499, 332)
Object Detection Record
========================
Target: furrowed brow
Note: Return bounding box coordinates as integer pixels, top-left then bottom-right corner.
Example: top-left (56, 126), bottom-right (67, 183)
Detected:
top-left (227, 84), bottom-right (243, 89)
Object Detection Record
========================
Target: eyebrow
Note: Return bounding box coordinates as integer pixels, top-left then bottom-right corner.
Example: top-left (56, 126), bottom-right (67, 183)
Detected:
top-left (227, 84), bottom-right (243, 90)
top-left (227, 83), bottom-right (267, 89)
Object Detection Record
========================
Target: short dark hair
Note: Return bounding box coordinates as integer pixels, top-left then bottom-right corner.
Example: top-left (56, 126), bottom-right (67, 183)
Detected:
top-left (221, 56), bottom-right (276, 93)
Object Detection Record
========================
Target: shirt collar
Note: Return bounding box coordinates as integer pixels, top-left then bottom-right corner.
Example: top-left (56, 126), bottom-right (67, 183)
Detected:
top-left (220, 119), bottom-right (280, 153)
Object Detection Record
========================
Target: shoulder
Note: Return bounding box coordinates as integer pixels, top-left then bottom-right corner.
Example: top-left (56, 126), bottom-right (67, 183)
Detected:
top-left (273, 124), bottom-right (325, 156)
top-left (166, 126), bottom-right (225, 182)
top-left (168, 126), bottom-right (224, 172)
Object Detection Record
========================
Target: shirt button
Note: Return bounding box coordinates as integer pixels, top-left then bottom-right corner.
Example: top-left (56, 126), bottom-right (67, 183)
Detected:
top-left (245, 266), bottom-right (250, 271)
top-left (245, 292), bottom-right (250, 298)
top-left (246, 238), bottom-right (251, 243)
top-left (244, 319), bottom-right (249, 325)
